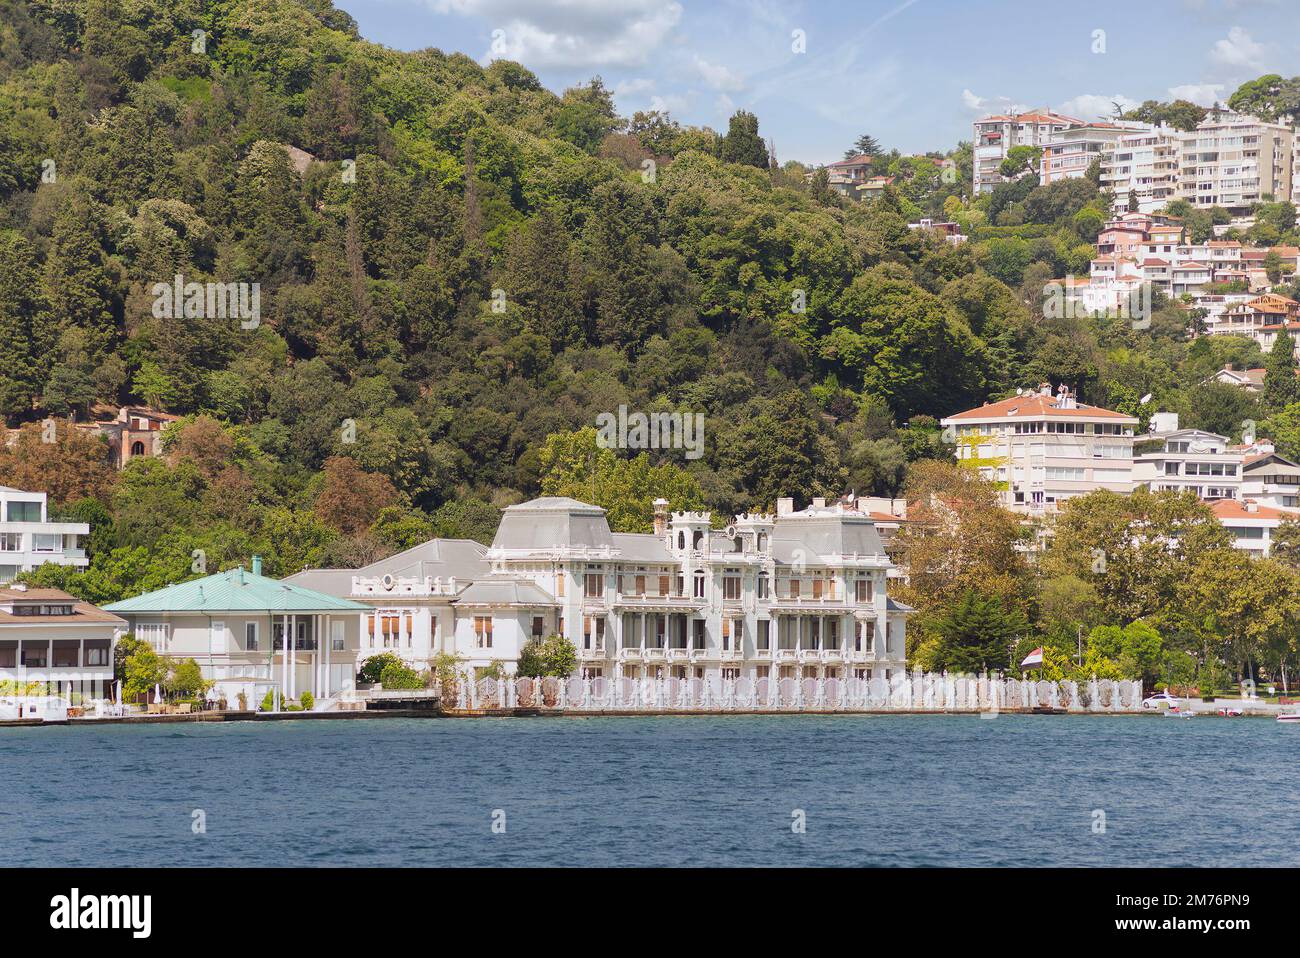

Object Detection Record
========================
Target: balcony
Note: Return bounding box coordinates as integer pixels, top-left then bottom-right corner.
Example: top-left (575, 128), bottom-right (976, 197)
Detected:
top-left (613, 592), bottom-right (703, 610)
top-left (580, 646), bottom-right (607, 661)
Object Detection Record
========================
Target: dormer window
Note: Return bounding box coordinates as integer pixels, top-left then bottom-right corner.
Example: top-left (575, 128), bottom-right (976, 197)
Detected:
top-left (10, 603), bottom-right (74, 616)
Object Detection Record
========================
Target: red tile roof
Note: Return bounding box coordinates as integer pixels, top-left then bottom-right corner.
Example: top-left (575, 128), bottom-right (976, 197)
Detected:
top-left (945, 394), bottom-right (1136, 422)
top-left (1211, 499), bottom-right (1297, 521)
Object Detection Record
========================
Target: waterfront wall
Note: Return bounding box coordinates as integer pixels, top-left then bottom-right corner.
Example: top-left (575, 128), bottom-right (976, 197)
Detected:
top-left (460, 673), bottom-right (1145, 713)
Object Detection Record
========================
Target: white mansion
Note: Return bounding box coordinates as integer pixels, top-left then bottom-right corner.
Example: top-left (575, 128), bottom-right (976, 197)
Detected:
top-left (290, 495), bottom-right (910, 687)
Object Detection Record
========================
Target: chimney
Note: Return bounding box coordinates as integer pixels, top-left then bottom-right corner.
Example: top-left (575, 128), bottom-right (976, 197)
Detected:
top-left (1039, 382), bottom-right (1051, 397)
top-left (652, 498), bottom-right (670, 537)
top-left (812, 497), bottom-right (826, 509)
top-left (251, 555), bottom-right (262, 575)
top-left (1246, 501), bottom-right (1259, 513)
top-left (777, 497), bottom-right (794, 516)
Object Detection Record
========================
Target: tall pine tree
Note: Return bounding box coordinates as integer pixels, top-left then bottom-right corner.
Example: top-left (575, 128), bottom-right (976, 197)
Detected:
top-left (1263, 331), bottom-right (1300, 411)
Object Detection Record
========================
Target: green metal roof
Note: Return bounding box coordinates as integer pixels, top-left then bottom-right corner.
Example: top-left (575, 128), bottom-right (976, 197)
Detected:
top-left (104, 568), bottom-right (369, 615)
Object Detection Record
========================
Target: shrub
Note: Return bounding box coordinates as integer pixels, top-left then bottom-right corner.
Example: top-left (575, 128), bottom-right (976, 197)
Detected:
top-left (379, 660), bottom-right (425, 690)
top-left (300, 690), bottom-right (314, 711)
top-left (358, 652), bottom-right (403, 684)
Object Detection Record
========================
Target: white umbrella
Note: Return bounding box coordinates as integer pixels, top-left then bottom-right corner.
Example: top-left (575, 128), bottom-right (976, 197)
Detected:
top-left (155, 682), bottom-right (161, 703)
top-left (115, 680), bottom-right (122, 706)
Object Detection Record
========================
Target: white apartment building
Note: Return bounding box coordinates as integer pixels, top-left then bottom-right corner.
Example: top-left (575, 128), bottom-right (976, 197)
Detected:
top-left (941, 384), bottom-right (1139, 515)
top-left (1101, 126), bottom-right (1182, 214)
top-left (1041, 121), bottom-right (1149, 186)
top-left (1242, 446), bottom-right (1300, 511)
top-left (293, 495), bottom-right (910, 687)
top-left (1177, 113), bottom-right (1294, 213)
top-left (1211, 499), bottom-right (1293, 557)
top-left (1132, 414), bottom-right (1244, 501)
top-left (0, 487), bottom-right (90, 585)
top-left (973, 110), bottom-right (1081, 195)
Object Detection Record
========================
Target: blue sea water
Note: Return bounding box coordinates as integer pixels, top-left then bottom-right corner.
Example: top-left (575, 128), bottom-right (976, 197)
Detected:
top-left (0, 714), bottom-right (1287, 867)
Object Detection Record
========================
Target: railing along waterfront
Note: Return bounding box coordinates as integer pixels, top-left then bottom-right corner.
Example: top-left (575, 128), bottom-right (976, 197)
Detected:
top-left (458, 673), bottom-right (1144, 713)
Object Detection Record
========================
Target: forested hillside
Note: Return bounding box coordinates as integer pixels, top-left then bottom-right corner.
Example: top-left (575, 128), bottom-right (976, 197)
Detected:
top-left (0, 0), bottom-right (1296, 605)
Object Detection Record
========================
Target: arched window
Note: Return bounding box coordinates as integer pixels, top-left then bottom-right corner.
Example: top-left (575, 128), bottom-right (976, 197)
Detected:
top-left (677, 532), bottom-right (686, 550)
top-left (131, 441), bottom-right (145, 456)
top-left (692, 530), bottom-right (704, 551)
top-left (692, 570), bottom-right (706, 598)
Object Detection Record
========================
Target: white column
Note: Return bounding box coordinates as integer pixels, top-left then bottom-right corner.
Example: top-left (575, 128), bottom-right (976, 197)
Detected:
top-left (312, 614), bottom-right (319, 698)
top-left (280, 613), bottom-right (289, 707)
top-left (324, 615), bottom-right (332, 696)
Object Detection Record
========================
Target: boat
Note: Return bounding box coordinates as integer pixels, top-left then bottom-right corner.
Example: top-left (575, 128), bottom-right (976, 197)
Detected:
top-left (1277, 713), bottom-right (1300, 723)
top-left (1165, 706), bottom-right (1195, 718)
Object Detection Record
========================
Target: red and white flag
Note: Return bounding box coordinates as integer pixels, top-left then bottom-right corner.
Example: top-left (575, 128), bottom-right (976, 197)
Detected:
top-left (1020, 647), bottom-right (1044, 668)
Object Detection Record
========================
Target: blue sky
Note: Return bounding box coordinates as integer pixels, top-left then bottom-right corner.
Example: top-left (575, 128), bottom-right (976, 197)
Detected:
top-left (338, 0), bottom-right (1295, 165)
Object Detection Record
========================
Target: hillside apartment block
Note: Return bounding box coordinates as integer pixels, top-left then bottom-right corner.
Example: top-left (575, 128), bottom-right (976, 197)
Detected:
top-left (0, 487), bottom-right (89, 586)
top-left (978, 109), bottom-right (1297, 214)
top-left (941, 385), bottom-right (1299, 514)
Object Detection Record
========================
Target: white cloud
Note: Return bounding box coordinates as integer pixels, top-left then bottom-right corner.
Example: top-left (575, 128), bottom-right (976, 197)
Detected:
top-left (1209, 26), bottom-right (1265, 68)
top-left (693, 56), bottom-right (745, 92)
top-left (1168, 83), bottom-right (1225, 106)
top-left (614, 77), bottom-right (655, 96)
top-left (961, 89), bottom-right (1025, 115)
top-left (431, 0), bottom-right (683, 68)
top-left (1058, 93), bottom-right (1138, 121)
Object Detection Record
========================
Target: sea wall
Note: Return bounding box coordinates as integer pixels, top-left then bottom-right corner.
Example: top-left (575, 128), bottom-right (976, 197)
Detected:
top-left (461, 673), bottom-right (1145, 713)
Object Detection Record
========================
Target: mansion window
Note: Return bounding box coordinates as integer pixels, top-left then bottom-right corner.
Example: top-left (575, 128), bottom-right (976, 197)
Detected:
top-left (757, 620), bottom-right (770, 651)
top-left (855, 620), bottom-right (875, 653)
top-left (532, 616), bottom-right (544, 639)
top-left (855, 578), bottom-right (873, 603)
top-left (582, 616), bottom-right (605, 650)
top-left (474, 616), bottom-right (493, 648)
top-left (721, 618), bottom-right (739, 651)
top-left (692, 571), bottom-right (706, 598)
top-left (584, 573), bottom-right (603, 598)
top-left (723, 575), bottom-right (741, 601)
top-left (757, 573), bottom-right (770, 599)
top-left (787, 579), bottom-right (801, 599)
top-left (245, 622), bottom-right (259, 651)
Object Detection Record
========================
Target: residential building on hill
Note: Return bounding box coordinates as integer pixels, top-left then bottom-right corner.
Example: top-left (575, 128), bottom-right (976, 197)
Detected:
top-left (940, 384), bottom-right (1139, 514)
top-left (74, 405), bottom-right (180, 470)
top-left (1210, 499), bottom-right (1293, 557)
top-left (0, 487), bottom-right (89, 585)
top-left (1177, 113), bottom-right (1294, 214)
top-left (1241, 446), bottom-right (1300, 511)
top-left (1100, 126), bottom-right (1182, 214)
top-left (973, 109), bottom-right (1082, 195)
top-left (1132, 414), bottom-right (1244, 501)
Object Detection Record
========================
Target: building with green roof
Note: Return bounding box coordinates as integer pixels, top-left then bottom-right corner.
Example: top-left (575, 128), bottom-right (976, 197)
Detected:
top-left (105, 558), bottom-right (368, 706)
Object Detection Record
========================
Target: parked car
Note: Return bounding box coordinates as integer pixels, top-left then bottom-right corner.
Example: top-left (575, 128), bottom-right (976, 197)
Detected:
top-left (1142, 691), bottom-right (1179, 710)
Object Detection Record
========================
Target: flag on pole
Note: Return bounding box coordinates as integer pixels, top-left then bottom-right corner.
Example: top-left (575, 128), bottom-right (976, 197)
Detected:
top-left (1020, 647), bottom-right (1044, 668)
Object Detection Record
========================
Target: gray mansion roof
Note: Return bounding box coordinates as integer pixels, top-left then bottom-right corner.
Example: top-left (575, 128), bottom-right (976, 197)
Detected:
top-left (490, 497), bottom-right (616, 553)
top-left (285, 539), bottom-right (490, 595)
top-left (292, 497), bottom-right (891, 604)
top-left (768, 509), bottom-right (886, 563)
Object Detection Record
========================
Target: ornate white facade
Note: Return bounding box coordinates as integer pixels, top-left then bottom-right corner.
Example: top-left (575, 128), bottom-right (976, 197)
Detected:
top-left (290, 495), bottom-right (911, 685)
